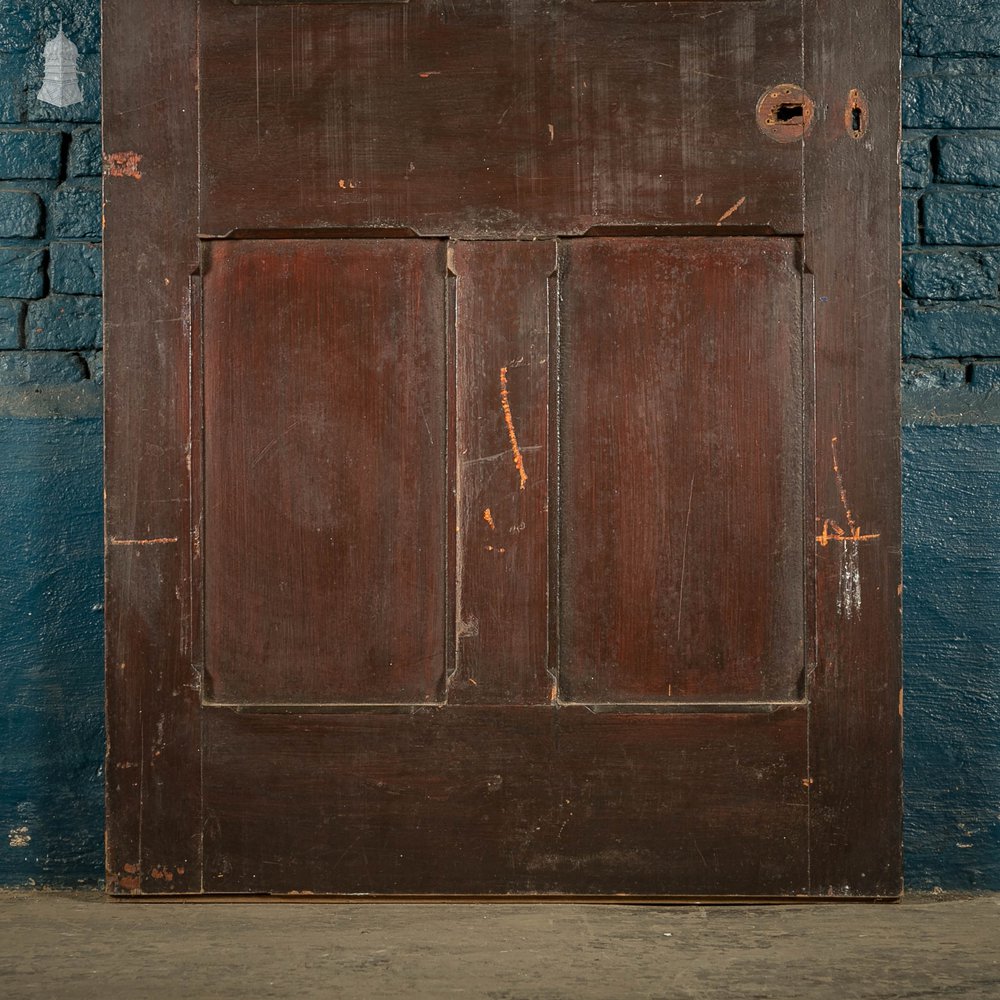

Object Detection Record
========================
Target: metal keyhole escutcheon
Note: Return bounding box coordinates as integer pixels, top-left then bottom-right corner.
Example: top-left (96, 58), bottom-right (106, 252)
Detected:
top-left (756, 84), bottom-right (816, 143)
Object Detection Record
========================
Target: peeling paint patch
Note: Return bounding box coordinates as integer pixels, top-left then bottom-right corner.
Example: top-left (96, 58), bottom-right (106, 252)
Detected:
top-left (109, 537), bottom-right (178, 546)
top-left (483, 508), bottom-right (495, 530)
top-left (8, 826), bottom-right (30, 848)
top-left (716, 195), bottom-right (747, 225)
top-left (499, 366), bottom-right (528, 490)
top-left (103, 151), bottom-right (143, 180)
top-left (818, 437), bottom-right (880, 618)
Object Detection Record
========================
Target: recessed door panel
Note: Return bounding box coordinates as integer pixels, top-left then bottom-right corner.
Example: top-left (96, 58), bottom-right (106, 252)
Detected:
top-left (202, 239), bottom-right (448, 705)
top-left (558, 238), bottom-right (804, 703)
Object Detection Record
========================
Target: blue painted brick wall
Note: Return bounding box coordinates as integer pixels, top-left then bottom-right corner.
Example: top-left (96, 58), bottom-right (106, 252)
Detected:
top-left (902, 0), bottom-right (1000, 891)
top-left (0, 1), bottom-right (104, 887)
top-left (1, 1), bottom-right (999, 889)
top-left (0, 0), bottom-right (101, 390)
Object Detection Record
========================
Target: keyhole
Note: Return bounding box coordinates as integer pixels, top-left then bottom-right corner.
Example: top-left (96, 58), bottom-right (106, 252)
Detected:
top-left (845, 88), bottom-right (869, 139)
top-left (775, 103), bottom-right (804, 124)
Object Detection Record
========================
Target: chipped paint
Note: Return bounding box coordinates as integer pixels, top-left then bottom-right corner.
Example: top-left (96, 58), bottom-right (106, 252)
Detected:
top-left (716, 196), bottom-right (746, 225)
top-left (108, 537), bottom-right (179, 546)
top-left (103, 151), bottom-right (143, 180)
top-left (483, 508), bottom-right (495, 530)
top-left (499, 366), bottom-right (528, 490)
top-left (8, 826), bottom-right (30, 848)
top-left (817, 438), bottom-right (880, 618)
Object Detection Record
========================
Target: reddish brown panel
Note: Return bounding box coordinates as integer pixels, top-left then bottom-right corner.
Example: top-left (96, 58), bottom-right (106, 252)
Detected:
top-left (451, 241), bottom-right (555, 704)
top-left (198, 0), bottom-right (803, 238)
top-left (202, 240), bottom-right (448, 705)
top-left (203, 705), bottom-right (808, 896)
top-left (803, 0), bottom-right (903, 897)
top-left (558, 238), bottom-right (804, 704)
top-left (103, 0), bottom-right (202, 894)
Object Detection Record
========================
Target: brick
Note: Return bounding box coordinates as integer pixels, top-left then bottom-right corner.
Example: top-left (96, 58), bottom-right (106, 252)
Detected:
top-left (904, 3), bottom-right (1000, 57)
top-left (904, 303), bottom-right (1000, 357)
top-left (0, 190), bottom-right (43, 238)
top-left (0, 53), bottom-right (28, 125)
top-left (0, 298), bottom-right (24, 348)
top-left (50, 242), bottom-right (101, 295)
top-left (902, 194), bottom-right (921, 247)
top-left (25, 294), bottom-right (101, 350)
top-left (969, 361), bottom-right (1000, 390)
top-left (0, 247), bottom-right (45, 298)
top-left (82, 348), bottom-right (102, 384)
top-left (68, 126), bottom-right (100, 177)
top-left (903, 72), bottom-right (1000, 128)
top-left (0, 350), bottom-right (86, 385)
top-left (0, 4), bottom-right (101, 55)
top-left (924, 189), bottom-right (1000, 245)
top-left (937, 134), bottom-right (1000, 186)
top-left (903, 250), bottom-right (999, 300)
top-left (52, 182), bottom-right (100, 239)
top-left (0, 128), bottom-right (63, 179)
top-left (900, 360), bottom-right (967, 390)
top-left (902, 137), bottom-right (932, 188)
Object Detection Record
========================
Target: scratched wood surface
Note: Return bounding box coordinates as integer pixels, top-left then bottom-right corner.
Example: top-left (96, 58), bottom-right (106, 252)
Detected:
top-left (201, 240), bottom-right (448, 705)
top-left (103, 0), bottom-right (202, 893)
top-left (803, 0), bottom-right (903, 896)
top-left (451, 240), bottom-right (555, 705)
top-left (559, 238), bottom-right (804, 704)
top-left (104, 0), bottom-right (901, 896)
top-left (198, 0), bottom-right (802, 239)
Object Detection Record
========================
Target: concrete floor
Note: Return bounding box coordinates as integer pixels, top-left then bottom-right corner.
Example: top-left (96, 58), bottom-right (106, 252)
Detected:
top-left (0, 893), bottom-right (997, 999)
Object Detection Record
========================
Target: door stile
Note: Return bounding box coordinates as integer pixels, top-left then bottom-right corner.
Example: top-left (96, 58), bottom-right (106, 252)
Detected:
top-left (804, 0), bottom-right (903, 896)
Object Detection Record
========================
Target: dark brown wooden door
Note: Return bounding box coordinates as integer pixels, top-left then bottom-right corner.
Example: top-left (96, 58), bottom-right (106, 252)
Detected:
top-left (103, 0), bottom-right (902, 897)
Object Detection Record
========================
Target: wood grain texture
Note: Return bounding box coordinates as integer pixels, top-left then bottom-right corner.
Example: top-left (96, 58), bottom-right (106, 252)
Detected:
top-left (202, 240), bottom-right (448, 705)
top-left (105, 0), bottom-right (901, 897)
top-left (198, 0), bottom-right (802, 238)
top-left (103, 0), bottom-right (202, 893)
top-left (203, 706), bottom-right (809, 896)
top-left (559, 238), bottom-right (804, 704)
top-left (803, 0), bottom-right (903, 896)
top-left (451, 241), bottom-right (555, 704)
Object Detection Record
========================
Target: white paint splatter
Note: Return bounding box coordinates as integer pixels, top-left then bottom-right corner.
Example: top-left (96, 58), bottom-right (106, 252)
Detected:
top-left (8, 826), bottom-right (31, 848)
top-left (37, 28), bottom-right (83, 108)
top-left (837, 539), bottom-right (862, 619)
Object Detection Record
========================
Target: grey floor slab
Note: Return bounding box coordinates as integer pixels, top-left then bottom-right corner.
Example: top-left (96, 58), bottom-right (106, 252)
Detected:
top-left (0, 892), bottom-right (997, 999)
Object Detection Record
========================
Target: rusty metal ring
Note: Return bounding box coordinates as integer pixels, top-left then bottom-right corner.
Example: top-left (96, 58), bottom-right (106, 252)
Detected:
top-left (756, 84), bottom-right (815, 143)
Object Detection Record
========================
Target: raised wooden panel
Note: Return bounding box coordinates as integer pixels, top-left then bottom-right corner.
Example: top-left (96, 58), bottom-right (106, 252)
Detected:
top-left (558, 238), bottom-right (804, 704)
top-left (201, 239), bottom-right (448, 705)
top-left (198, 0), bottom-right (803, 238)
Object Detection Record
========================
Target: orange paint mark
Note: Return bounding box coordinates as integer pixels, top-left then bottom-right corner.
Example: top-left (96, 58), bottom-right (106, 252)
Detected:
top-left (816, 437), bottom-right (880, 546)
top-left (499, 366), bottom-right (528, 490)
top-left (802, 777), bottom-right (814, 789)
top-left (468, 678), bottom-right (478, 686)
top-left (109, 537), bottom-right (178, 546)
top-left (418, 71), bottom-right (442, 78)
top-left (695, 193), bottom-right (704, 206)
top-left (103, 151), bottom-right (142, 180)
top-left (338, 178), bottom-right (358, 190)
top-left (815, 519), bottom-right (881, 547)
top-left (483, 508), bottom-right (495, 530)
top-left (716, 195), bottom-right (746, 225)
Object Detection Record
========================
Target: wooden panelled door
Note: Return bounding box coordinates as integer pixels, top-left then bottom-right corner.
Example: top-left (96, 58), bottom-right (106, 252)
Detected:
top-left (103, 0), bottom-right (901, 897)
